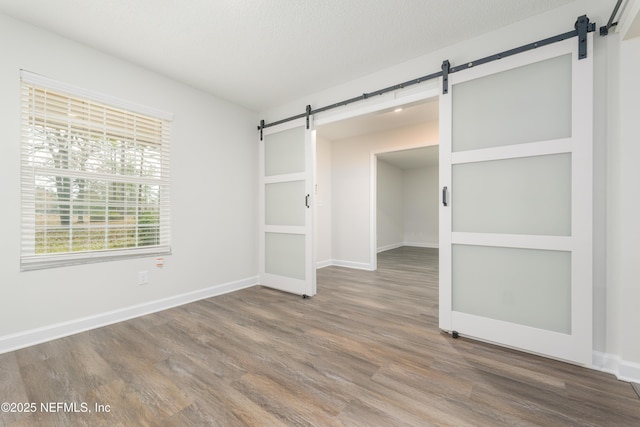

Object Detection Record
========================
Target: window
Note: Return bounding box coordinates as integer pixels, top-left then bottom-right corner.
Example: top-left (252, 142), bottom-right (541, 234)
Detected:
top-left (20, 71), bottom-right (172, 270)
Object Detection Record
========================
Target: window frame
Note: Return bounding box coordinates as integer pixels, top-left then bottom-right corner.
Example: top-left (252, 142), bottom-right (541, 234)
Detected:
top-left (20, 70), bottom-right (172, 270)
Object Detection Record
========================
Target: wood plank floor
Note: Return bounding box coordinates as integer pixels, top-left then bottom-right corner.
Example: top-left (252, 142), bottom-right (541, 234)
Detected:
top-left (1, 246), bottom-right (639, 426)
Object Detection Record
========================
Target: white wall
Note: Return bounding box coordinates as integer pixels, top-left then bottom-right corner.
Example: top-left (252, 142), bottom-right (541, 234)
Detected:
top-left (316, 135), bottom-right (332, 267)
top-left (376, 161), bottom-right (439, 252)
top-left (606, 33), bottom-right (640, 380)
top-left (0, 14), bottom-right (258, 351)
top-left (263, 0), bottom-right (640, 380)
top-left (328, 123), bottom-right (438, 269)
top-left (404, 165), bottom-right (439, 247)
top-left (376, 159), bottom-right (404, 250)
top-left (619, 34), bottom-right (640, 380)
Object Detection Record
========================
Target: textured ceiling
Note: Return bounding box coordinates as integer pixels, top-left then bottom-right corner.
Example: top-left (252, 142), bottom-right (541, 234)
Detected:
top-left (0, 0), bottom-right (577, 112)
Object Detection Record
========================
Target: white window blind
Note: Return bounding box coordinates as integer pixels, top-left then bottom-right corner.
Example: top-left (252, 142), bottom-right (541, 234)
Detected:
top-left (20, 71), bottom-right (172, 270)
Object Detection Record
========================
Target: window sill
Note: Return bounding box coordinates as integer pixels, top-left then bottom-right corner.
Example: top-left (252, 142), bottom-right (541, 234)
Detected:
top-left (20, 247), bottom-right (171, 271)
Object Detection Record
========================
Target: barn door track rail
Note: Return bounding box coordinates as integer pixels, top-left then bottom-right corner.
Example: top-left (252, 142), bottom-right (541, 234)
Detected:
top-left (258, 15), bottom-right (597, 139)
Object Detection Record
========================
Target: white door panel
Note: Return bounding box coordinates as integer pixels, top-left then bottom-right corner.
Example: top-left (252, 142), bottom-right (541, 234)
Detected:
top-left (259, 119), bottom-right (316, 296)
top-left (439, 35), bottom-right (593, 365)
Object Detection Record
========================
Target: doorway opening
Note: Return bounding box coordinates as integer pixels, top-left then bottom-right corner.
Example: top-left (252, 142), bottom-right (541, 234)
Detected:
top-left (315, 94), bottom-right (439, 272)
top-left (375, 145), bottom-right (439, 269)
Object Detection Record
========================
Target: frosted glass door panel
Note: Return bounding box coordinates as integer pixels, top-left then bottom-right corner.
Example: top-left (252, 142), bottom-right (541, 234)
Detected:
top-left (452, 54), bottom-right (571, 152)
top-left (452, 245), bottom-right (571, 334)
top-left (265, 181), bottom-right (305, 226)
top-left (260, 120), bottom-right (315, 296)
top-left (265, 233), bottom-right (305, 280)
top-left (264, 126), bottom-right (305, 176)
top-left (452, 153), bottom-right (571, 236)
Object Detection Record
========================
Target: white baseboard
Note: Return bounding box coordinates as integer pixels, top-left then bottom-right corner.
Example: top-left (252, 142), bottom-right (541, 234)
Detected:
top-left (330, 259), bottom-right (375, 271)
top-left (377, 243), bottom-right (404, 253)
top-left (322, 244), bottom-right (440, 270)
top-left (316, 259), bottom-right (333, 269)
top-left (592, 351), bottom-right (640, 383)
top-left (404, 242), bottom-right (439, 249)
top-left (0, 276), bottom-right (259, 355)
top-left (377, 242), bottom-right (439, 253)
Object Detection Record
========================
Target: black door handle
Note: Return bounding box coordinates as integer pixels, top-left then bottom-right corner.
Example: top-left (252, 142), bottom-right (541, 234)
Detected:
top-left (305, 194), bottom-right (310, 208)
top-left (442, 186), bottom-right (448, 206)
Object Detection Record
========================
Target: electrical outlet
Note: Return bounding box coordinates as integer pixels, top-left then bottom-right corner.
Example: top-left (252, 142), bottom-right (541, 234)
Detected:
top-left (138, 270), bottom-right (149, 285)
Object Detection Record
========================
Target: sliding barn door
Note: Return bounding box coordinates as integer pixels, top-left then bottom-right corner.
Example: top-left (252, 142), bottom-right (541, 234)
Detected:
top-left (439, 35), bottom-right (593, 365)
top-left (259, 119), bottom-right (316, 297)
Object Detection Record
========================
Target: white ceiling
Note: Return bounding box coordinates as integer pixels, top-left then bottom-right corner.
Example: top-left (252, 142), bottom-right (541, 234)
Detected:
top-left (317, 99), bottom-right (438, 141)
top-left (378, 145), bottom-right (439, 170)
top-left (0, 0), bottom-right (577, 112)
